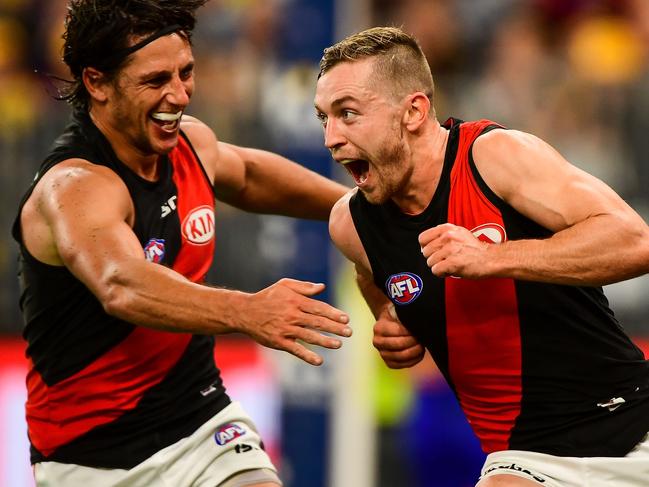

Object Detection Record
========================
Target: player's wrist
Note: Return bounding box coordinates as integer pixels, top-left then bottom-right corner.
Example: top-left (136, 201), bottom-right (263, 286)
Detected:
top-left (212, 288), bottom-right (252, 334)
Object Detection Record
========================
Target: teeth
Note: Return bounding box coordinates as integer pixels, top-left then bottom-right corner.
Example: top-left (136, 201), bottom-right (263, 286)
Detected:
top-left (152, 111), bottom-right (182, 122)
top-left (340, 159), bottom-right (355, 165)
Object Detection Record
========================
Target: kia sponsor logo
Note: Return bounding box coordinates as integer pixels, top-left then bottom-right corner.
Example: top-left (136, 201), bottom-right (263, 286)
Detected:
top-left (385, 272), bottom-right (423, 305)
top-left (471, 223), bottom-right (506, 244)
top-left (182, 205), bottom-right (215, 245)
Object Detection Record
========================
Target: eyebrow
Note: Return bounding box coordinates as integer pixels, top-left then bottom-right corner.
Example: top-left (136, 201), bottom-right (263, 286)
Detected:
top-left (314, 95), bottom-right (360, 113)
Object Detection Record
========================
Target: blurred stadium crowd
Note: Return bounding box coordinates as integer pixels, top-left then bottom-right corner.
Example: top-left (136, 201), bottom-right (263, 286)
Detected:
top-left (1, 0), bottom-right (649, 485)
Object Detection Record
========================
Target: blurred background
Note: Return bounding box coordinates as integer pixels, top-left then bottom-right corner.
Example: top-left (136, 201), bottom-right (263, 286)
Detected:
top-left (1, 0), bottom-right (649, 486)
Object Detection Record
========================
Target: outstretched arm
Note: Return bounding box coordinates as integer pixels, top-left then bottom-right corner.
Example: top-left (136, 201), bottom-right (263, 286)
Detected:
top-left (216, 142), bottom-right (349, 219)
top-left (329, 191), bottom-right (425, 368)
top-left (181, 116), bottom-right (349, 220)
top-left (420, 129), bottom-right (649, 286)
top-left (25, 160), bottom-right (351, 366)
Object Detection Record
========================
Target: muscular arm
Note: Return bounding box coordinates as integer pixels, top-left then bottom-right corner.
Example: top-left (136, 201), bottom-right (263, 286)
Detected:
top-left (420, 129), bottom-right (649, 286)
top-left (181, 116), bottom-right (349, 220)
top-left (330, 192), bottom-right (425, 368)
top-left (24, 161), bottom-right (350, 365)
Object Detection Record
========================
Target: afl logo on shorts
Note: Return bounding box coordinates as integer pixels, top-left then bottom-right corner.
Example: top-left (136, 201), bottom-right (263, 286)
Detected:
top-left (214, 423), bottom-right (246, 446)
top-left (471, 223), bottom-right (506, 244)
top-left (143, 238), bottom-right (165, 263)
top-left (182, 205), bottom-right (215, 245)
top-left (386, 272), bottom-right (423, 305)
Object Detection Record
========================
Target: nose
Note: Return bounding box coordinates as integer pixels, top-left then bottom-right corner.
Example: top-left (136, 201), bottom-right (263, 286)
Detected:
top-left (166, 74), bottom-right (191, 107)
top-left (323, 117), bottom-right (346, 151)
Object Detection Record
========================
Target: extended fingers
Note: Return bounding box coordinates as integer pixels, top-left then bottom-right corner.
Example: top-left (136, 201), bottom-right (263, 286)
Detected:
top-left (298, 300), bottom-right (351, 337)
top-left (277, 329), bottom-right (342, 366)
top-left (296, 327), bottom-right (344, 350)
top-left (279, 338), bottom-right (324, 366)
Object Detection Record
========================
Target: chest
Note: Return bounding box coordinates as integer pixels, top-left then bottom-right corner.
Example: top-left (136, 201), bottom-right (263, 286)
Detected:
top-left (126, 154), bottom-right (215, 282)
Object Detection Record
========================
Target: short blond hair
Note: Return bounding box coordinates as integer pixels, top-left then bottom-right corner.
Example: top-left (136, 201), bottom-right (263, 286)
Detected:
top-left (319, 26), bottom-right (434, 103)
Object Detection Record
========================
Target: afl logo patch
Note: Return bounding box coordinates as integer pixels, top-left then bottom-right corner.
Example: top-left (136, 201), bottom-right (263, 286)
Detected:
top-left (143, 238), bottom-right (165, 263)
top-left (214, 422), bottom-right (246, 446)
top-left (386, 272), bottom-right (423, 305)
top-left (182, 205), bottom-right (215, 245)
top-left (471, 223), bottom-right (506, 244)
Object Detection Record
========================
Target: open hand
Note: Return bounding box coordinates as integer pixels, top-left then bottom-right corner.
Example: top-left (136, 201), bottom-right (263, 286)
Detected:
top-left (240, 278), bottom-right (351, 366)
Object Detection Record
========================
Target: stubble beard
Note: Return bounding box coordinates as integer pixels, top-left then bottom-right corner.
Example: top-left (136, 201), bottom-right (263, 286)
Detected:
top-left (361, 137), bottom-right (409, 205)
top-left (113, 90), bottom-right (172, 157)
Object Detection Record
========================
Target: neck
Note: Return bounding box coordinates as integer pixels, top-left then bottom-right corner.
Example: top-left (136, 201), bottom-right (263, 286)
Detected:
top-left (392, 118), bottom-right (449, 215)
top-left (89, 108), bottom-right (162, 181)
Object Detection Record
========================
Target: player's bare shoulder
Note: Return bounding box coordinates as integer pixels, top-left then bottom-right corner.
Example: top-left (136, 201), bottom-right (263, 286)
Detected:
top-left (472, 127), bottom-right (550, 201)
top-left (180, 114), bottom-right (219, 182)
top-left (33, 159), bottom-right (133, 226)
top-left (329, 188), bottom-right (370, 269)
top-left (36, 159), bottom-right (129, 207)
top-left (473, 127), bottom-right (546, 162)
top-left (180, 115), bottom-right (219, 149)
top-left (329, 189), bottom-right (356, 239)
top-left (22, 158), bottom-right (133, 265)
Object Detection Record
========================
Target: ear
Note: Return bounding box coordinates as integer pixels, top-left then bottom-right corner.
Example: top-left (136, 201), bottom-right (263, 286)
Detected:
top-left (403, 92), bottom-right (431, 132)
top-left (82, 67), bottom-right (110, 103)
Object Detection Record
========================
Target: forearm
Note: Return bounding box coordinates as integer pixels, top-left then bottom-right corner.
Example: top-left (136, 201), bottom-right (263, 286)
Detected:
top-left (97, 258), bottom-right (248, 334)
top-left (355, 269), bottom-right (391, 319)
top-left (227, 148), bottom-right (348, 220)
top-left (486, 214), bottom-right (649, 286)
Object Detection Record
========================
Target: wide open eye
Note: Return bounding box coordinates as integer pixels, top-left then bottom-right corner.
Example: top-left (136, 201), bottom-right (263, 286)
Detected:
top-left (341, 109), bottom-right (357, 121)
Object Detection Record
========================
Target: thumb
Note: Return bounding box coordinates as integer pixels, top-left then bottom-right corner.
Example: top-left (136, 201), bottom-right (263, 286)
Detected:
top-left (387, 303), bottom-right (398, 320)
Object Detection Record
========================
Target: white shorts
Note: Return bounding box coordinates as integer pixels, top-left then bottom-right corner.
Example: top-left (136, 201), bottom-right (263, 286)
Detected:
top-left (34, 401), bottom-right (280, 487)
top-left (479, 434), bottom-right (649, 486)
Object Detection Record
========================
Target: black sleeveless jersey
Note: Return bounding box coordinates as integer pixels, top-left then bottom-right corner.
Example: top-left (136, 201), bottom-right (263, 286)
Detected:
top-left (350, 118), bottom-right (649, 457)
top-left (12, 110), bottom-right (230, 468)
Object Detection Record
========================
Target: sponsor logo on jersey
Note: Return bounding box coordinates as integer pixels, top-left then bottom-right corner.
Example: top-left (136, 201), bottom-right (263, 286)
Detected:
top-left (214, 423), bottom-right (246, 446)
top-left (597, 396), bottom-right (626, 412)
top-left (161, 195), bottom-right (177, 218)
top-left (471, 223), bottom-right (506, 244)
top-left (182, 205), bottom-right (215, 245)
top-left (385, 272), bottom-right (423, 305)
top-left (143, 238), bottom-right (165, 263)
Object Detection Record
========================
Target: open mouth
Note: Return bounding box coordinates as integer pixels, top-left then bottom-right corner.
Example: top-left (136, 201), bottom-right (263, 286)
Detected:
top-left (151, 111), bottom-right (182, 132)
top-left (341, 159), bottom-right (370, 185)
